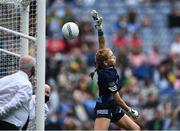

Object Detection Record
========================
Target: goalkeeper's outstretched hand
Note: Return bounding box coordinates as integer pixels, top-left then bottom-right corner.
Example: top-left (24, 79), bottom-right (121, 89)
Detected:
top-left (91, 10), bottom-right (103, 31)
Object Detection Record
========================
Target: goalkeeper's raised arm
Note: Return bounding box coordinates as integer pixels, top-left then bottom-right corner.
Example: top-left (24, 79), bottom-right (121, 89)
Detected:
top-left (91, 10), bottom-right (105, 49)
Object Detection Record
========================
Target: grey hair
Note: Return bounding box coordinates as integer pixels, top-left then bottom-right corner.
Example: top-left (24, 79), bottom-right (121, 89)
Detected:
top-left (20, 58), bottom-right (36, 70)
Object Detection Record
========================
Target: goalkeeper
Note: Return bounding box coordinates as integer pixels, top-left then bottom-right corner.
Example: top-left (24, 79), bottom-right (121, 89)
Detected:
top-left (90, 10), bottom-right (140, 130)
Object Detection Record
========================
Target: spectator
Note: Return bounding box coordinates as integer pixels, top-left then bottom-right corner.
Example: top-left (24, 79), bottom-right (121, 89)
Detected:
top-left (63, 36), bottom-right (81, 54)
top-left (85, 42), bottom-right (96, 68)
top-left (115, 46), bottom-right (129, 71)
top-left (141, 13), bottom-right (152, 28)
top-left (68, 48), bottom-right (87, 73)
top-left (170, 33), bottom-right (180, 56)
top-left (0, 55), bottom-right (36, 130)
top-left (113, 14), bottom-right (127, 33)
top-left (48, 9), bottom-right (62, 39)
top-left (147, 45), bottom-right (162, 66)
top-left (163, 101), bottom-right (173, 130)
top-left (127, 7), bottom-right (140, 33)
top-left (62, 7), bottom-right (76, 25)
top-left (168, 4), bottom-right (180, 28)
top-left (147, 107), bottom-right (165, 130)
top-left (79, 21), bottom-right (96, 48)
top-left (142, 92), bottom-right (159, 124)
top-left (27, 84), bottom-right (52, 130)
top-left (128, 46), bottom-right (146, 68)
top-left (143, 92), bottom-right (159, 109)
top-left (140, 78), bottom-right (158, 104)
top-left (113, 29), bottom-right (128, 47)
top-left (171, 106), bottom-right (180, 129)
top-left (128, 32), bottom-right (143, 47)
top-left (47, 38), bottom-right (65, 54)
top-left (121, 77), bottom-right (140, 107)
top-left (56, 62), bottom-right (70, 88)
top-left (174, 70), bottom-right (180, 90)
top-left (128, 46), bottom-right (154, 79)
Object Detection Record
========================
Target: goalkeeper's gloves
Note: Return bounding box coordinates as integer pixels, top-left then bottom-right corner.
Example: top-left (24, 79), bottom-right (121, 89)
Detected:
top-left (127, 107), bottom-right (139, 119)
top-left (91, 10), bottom-right (103, 31)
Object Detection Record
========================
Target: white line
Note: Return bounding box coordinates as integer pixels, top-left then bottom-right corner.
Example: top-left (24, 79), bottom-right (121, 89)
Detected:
top-left (0, 48), bottom-right (21, 57)
top-left (0, 26), bottom-right (36, 42)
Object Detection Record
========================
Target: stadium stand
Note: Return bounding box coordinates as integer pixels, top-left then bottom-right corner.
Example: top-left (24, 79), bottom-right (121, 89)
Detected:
top-left (44, 0), bottom-right (180, 130)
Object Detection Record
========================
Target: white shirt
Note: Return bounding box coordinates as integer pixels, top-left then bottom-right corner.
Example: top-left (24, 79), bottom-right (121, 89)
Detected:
top-left (0, 70), bottom-right (32, 129)
top-left (27, 95), bottom-right (49, 130)
top-left (170, 42), bottom-right (180, 54)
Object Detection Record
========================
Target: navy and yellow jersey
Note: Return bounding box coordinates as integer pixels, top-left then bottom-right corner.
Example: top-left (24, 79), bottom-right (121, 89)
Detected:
top-left (94, 66), bottom-right (124, 121)
top-left (96, 66), bottom-right (121, 108)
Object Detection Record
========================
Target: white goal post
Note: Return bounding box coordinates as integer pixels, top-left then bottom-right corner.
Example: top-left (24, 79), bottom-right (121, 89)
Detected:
top-left (0, 0), bottom-right (45, 130)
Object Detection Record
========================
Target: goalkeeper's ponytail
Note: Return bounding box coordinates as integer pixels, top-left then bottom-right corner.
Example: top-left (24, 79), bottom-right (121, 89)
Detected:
top-left (89, 68), bottom-right (97, 80)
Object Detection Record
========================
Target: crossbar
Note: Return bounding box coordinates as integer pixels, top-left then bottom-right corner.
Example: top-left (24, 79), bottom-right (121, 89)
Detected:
top-left (0, 26), bottom-right (36, 42)
top-left (0, 48), bottom-right (21, 57)
top-left (0, 0), bottom-right (22, 4)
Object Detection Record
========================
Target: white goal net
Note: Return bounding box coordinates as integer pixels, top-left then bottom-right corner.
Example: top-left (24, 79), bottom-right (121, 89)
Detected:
top-left (0, 2), bottom-right (21, 77)
top-left (0, 0), bottom-right (45, 129)
top-left (0, 0), bottom-right (38, 111)
top-left (0, 0), bottom-right (37, 78)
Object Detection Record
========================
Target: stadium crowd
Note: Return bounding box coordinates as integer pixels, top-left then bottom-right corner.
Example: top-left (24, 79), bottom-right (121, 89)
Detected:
top-left (44, 0), bottom-right (180, 130)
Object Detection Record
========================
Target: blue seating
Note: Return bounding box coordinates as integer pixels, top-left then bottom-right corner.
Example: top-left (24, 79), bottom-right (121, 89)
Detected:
top-left (64, 1), bottom-right (175, 54)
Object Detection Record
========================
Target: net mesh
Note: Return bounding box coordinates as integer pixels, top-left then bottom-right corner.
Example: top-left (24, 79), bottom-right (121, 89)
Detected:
top-left (0, 0), bottom-right (37, 79)
top-left (0, 3), bottom-right (21, 78)
top-left (29, 0), bottom-right (37, 91)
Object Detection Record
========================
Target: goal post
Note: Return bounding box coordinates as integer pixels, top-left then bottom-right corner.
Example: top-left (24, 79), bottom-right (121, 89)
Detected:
top-left (20, 0), bottom-right (29, 56)
top-left (35, 0), bottom-right (46, 130)
top-left (0, 0), bottom-right (45, 130)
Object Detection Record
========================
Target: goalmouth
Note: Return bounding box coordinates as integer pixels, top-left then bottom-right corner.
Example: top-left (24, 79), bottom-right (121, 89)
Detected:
top-left (0, 0), bottom-right (45, 130)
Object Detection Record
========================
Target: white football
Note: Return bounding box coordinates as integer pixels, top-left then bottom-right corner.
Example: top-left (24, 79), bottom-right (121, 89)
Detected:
top-left (62, 22), bottom-right (79, 40)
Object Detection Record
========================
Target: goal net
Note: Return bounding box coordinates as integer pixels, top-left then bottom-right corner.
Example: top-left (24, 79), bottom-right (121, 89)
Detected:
top-left (0, 2), bottom-right (21, 77)
top-left (0, 0), bottom-right (37, 78)
top-left (0, 0), bottom-right (45, 129)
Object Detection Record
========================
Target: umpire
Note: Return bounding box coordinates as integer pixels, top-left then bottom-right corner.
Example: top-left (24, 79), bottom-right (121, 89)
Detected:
top-left (0, 55), bottom-right (36, 130)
